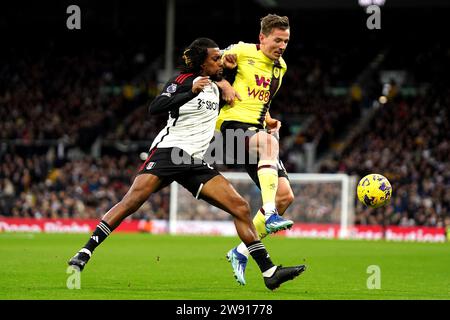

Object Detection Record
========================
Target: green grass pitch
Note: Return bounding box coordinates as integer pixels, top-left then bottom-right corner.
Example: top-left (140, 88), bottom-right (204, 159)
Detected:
top-left (0, 233), bottom-right (449, 300)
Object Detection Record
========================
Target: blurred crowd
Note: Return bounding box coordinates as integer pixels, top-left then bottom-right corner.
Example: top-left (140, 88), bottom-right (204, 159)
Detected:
top-left (0, 46), bottom-right (157, 151)
top-left (0, 45), bottom-right (166, 220)
top-left (320, 90), bottom-right (450, 228)
top-left (318, 42), bottom-right (450, 228)
top-left (0, 151), bottom-right (169, 221)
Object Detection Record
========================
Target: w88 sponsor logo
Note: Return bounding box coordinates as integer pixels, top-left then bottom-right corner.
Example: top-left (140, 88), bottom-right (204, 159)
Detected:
top-left (247, 87), bottom-right (271, 102)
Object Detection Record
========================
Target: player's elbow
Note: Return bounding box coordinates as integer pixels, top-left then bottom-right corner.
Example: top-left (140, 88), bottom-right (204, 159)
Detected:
top-left (148, 100), bottom-right (161, 115)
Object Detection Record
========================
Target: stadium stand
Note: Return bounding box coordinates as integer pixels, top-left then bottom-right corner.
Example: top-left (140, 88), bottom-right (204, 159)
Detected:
top-left (319, 42), bottom-right (450, 227)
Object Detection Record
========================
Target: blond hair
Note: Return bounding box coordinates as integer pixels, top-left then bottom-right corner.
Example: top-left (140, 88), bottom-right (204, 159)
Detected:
top-left (260, 14), bottom-right (290, 36)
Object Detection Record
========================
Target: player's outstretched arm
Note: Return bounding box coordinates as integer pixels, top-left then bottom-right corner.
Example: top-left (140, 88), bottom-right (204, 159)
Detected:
top-left (215, 79), bottom-right (241, 106)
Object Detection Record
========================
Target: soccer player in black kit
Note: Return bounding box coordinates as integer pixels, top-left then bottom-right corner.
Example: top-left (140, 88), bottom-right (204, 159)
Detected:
top-left (68, 38), bottom-right (306, 290)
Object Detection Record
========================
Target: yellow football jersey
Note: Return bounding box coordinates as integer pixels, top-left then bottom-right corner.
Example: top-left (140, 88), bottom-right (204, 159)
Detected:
top-left (216, 42), bottom-right (287, 129)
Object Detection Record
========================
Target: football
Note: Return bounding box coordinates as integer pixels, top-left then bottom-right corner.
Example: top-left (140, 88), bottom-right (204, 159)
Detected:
top-left (357, 174), bottom-right (392, 208)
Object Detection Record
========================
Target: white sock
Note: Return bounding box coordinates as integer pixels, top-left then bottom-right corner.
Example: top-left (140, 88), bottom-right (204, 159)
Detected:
top-left (236, 242), bottom-right (250, 258)
top-left (79, 248), bottom-right (92, 257)
top-left (262, 265), bottom-right (277, 278)
top-left (263, 203), bottom-right (276, 218)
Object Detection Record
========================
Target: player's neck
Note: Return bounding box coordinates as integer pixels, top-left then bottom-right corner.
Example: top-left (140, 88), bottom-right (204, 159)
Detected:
top-left (259, 45), bottom-right (276, 62)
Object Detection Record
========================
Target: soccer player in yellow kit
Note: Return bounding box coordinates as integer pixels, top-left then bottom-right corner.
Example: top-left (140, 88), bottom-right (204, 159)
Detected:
top-left (217, 14), bottom-right (299, 285)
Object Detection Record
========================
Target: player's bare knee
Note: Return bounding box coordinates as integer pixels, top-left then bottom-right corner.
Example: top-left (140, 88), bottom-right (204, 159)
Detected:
top-left (256, 132), bottom-right (279, 159)
top-left (233, 198), bottom-right (251, 220)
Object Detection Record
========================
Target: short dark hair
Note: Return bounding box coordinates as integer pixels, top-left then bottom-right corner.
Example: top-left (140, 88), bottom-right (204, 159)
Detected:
top-left (181, 38), bottom-right (219, 73)
top-left (260, 14), bottom-right (290, 36)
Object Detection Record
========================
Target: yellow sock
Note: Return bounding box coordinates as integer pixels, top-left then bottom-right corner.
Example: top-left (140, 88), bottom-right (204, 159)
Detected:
top-left (257, 160), bottom-right (278, 210)
top-left (253, 209), bottom-right (268, 239)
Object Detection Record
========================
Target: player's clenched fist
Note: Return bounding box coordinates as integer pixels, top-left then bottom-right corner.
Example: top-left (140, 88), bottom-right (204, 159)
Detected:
top-left (223, 54), bottom-right (237, 69)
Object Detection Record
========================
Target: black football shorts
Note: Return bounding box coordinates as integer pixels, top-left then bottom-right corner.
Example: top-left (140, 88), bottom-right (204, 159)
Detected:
top-left (137, 147), bottom-right (220, 198)
top-left (219, 120), bottom-right (289, 189)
